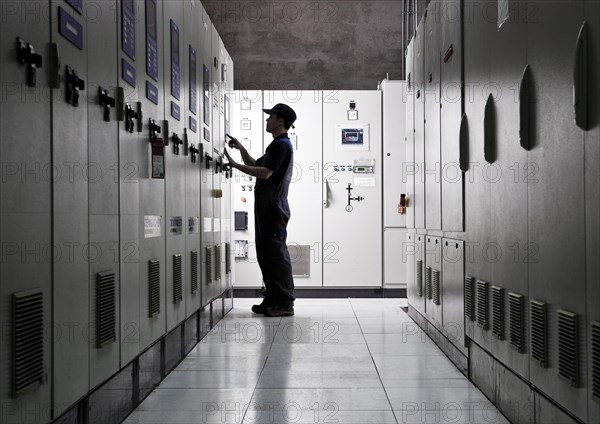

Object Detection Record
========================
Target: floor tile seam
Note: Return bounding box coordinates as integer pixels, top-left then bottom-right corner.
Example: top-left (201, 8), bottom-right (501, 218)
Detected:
top-left (239, 316), bottom-right (283, 424)
top-left (348, 298), bottom-right (400, 424)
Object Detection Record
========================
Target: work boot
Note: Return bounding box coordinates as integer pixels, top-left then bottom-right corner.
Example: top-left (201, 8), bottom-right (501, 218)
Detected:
top-left (251, 301), bottom-right (271, 314)
top-left (264, 305), bottom-right (294, 317)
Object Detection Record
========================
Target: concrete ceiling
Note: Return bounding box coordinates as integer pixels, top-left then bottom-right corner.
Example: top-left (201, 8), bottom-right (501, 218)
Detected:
top-left (202, 0), bottom-right (405, 90)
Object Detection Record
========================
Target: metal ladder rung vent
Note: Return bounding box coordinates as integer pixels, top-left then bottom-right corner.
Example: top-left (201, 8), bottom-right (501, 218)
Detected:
top-left (215, 245), bottom-right (222, 280)
top-left (225, 243), bottom-right (231, 274)
top-left (425, 266), bottom-right (433, 300)
top-left (173, 254), bottom-right (183, 304)
top-left (432, 269), bottom-right (441, 306)
top-left (96, 271), bottom-right (116, 348)
top-left (476, 280), bottom-right (489, 329)
top-left (205, 246), bottom-right (213, 284)
top-left (557, 309), bottom-right (579, 387)
top-left (148, 259), bottom-right (161, 317)
top-left (12, 289), bottom-right (45, 396)
top-left (416, 260), bottom-right (423, 297)
top-left (592, 321), bottom-right (600, 402)
top-left (508, 292), bottom-right (525, 353)
top-left (465, 276), bottom-right (475, 321)
top-left (190, 250), bottom-right (199, 294)
top-left (530, 300), bottom-right (548, 368)
top-left (491, 286), bottom-right (505, 340)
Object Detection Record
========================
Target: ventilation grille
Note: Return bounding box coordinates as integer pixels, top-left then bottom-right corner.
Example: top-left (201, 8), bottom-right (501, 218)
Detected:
top-left (508, 292), bottom-right (525, 353)
top-left (491, 286), bottom-right (505, 340)
top-left (215, 245), bottom-right (222, 280)
top-left (530, 300), bottom-right (548, 367)
top-left (12, 289), bottom-right (45, 396)
top-left (190, 250), bottom-right (199, 294)
top-left (476, 280), bottom-right (489, 329)
top-left (225, 242), bottom-right (231, 274)
top-left (557, 310), bottom-right (578, 387)
top-left (465, 276), bottom-right (475, 321)
top-left (416, 260), bottom-right (423, 297)
top-left (173, 254), bottom-right (182, 304)
top-left (425, 266), bottom-right (432, 300)
top-left (432, 269), bottom-right (441, 305)
top-left (148, 259), bottom-right (161, 317)
top-left (289, 244), bottom-right (310, 277)
top-left (592, 321), bottom-right (600, 402)
top-left (96, 271), bottom-right (116, 348)
top-left (205, 246), bottom-right (213, 284)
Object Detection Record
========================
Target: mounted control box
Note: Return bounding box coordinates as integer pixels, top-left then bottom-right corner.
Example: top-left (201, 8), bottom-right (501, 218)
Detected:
top-left (353, 158), bottom-right (376, 174)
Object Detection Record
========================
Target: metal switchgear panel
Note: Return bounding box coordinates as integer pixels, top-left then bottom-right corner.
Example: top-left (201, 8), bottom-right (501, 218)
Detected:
top-left (189, 45), bottom-right (198, 132)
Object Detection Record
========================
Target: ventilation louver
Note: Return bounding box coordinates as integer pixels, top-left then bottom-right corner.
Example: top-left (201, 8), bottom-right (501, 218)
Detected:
top-left (508, 292), bottom-right (525, 353)
top-left (557, 310), bottom-right (578, 387)
top-left (592, 321), bottom-right (600, 402)
top-left (12, 289), bottom-right (45, 396)
top-left (425, 266), bottom-right (432, 300)
top-left (432, 269), bottom-right (441, 306)
top-left (530, 300), bottom-right (548, 367)
top-left (215, 245), bottom-right (221, 280)
top-left (491, 286), bottom-right (504, 340)
top-left (173, 254), bottom-right (182, 304)
top-left (148, 259), bottom-right (161, 317)
top-left (476, 280), bottom-right (489, 329)
top-left (96, 271), bottom-right (116, 348)
top-left (465, 276), bottom-right (475, 321)
top-left (205, 246), bottom-right (213, 284)
top-left (190, 250), bottom-right (199, 294)
top-left (416, 260), bottom-right (423, 297)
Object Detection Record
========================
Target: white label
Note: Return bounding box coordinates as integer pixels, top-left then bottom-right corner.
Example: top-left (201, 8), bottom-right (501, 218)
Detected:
top-left (203, 217), bottom-right (212, 232)
top-left (66, 21), bottom-right (79, 36)
top-left (213, 218), bottom-right (221, 233)
top-left (354, 177), bottom-right (376, 187)
top-left (144, 215), bottom-right (162, 238)
top-left (188, 216), bottom-right (199, 234)
top-left (170, 216), bottom-right (183, 235)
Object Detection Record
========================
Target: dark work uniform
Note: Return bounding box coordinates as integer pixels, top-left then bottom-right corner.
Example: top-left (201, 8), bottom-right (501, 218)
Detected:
top-left (254, 133), bottom-right (295, 308)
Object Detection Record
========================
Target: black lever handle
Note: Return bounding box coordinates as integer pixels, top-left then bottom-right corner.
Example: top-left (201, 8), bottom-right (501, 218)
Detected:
top-left (98, 87), bottom-right (116, 122)
top-left (65, 66), bottom-right (85, 107)
top-left (190, 144), bottom-right (199, 163)
top-left (17, 37), bottom-right (43, 88)
top-left (125, 104), bottom-right (140, 133)
top-left (172, 133), bottom-right (183, 155)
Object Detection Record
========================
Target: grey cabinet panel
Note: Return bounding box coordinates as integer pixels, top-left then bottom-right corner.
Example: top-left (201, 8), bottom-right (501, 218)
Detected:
top-left (414, 20), bottom-right (426, 229)
top-left (527, 1), bottom-right (587, 420)
top-left (442, 239), bottom-right (466, 354)
top-left (405, 40), bottom-right (416, 229)
top-left (0, 1), bottom-right (52, 420)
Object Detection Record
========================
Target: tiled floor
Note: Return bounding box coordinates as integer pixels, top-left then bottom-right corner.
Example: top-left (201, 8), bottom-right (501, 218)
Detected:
top-left (124, 298), bottom-right (509, 424)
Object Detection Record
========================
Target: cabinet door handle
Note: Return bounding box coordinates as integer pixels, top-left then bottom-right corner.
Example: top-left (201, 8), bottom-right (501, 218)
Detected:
top-left (519, 64), bottom-right (532, 151)
top-left (459, 112), bottom-right (469, 172)
top-left (573, 20), bottom-right (587, 130)
top-left (484, 94), bottom-right (496, 164)
top-left (323, 179), bottom-right (329, 208)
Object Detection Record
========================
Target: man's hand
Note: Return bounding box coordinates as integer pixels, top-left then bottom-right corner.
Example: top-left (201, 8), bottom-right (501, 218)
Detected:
top-left (223, 148), bottom-right (237, 169)
top-left (227, 134), bottom-right (244, 151)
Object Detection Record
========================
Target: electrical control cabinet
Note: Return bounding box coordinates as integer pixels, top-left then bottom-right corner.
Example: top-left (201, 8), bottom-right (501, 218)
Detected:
top-left (51, 0), bottom-right (90, 411)
top-left (440, 0), bottom-right (464, 232)
top-left (183, 0), bottom-right (202, 318)
top-left (87, 0), bottom-right (120, 391)
top-left (323, 91), bottom-right (383, 287)
top-left (413, 19), bottom-right (426, 229)
top-left (585, 2), bottom-right (600, 422)
top-left (0, 0), bottom-right (53, 419)
top-left (199, 5), bottom-right (214, 306)
top-left (230, 91), bottom-right (266, 288)
top-left (118, 0), bottom-right (166, 365)
top-left (163, 0), bottom-right (187, 332)
top-left (527, 2), bottom-right (587, 419)
top-left (424, 3), bottom-right (442, 231)
top-left (405, 41), bottom-right (416, 230)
